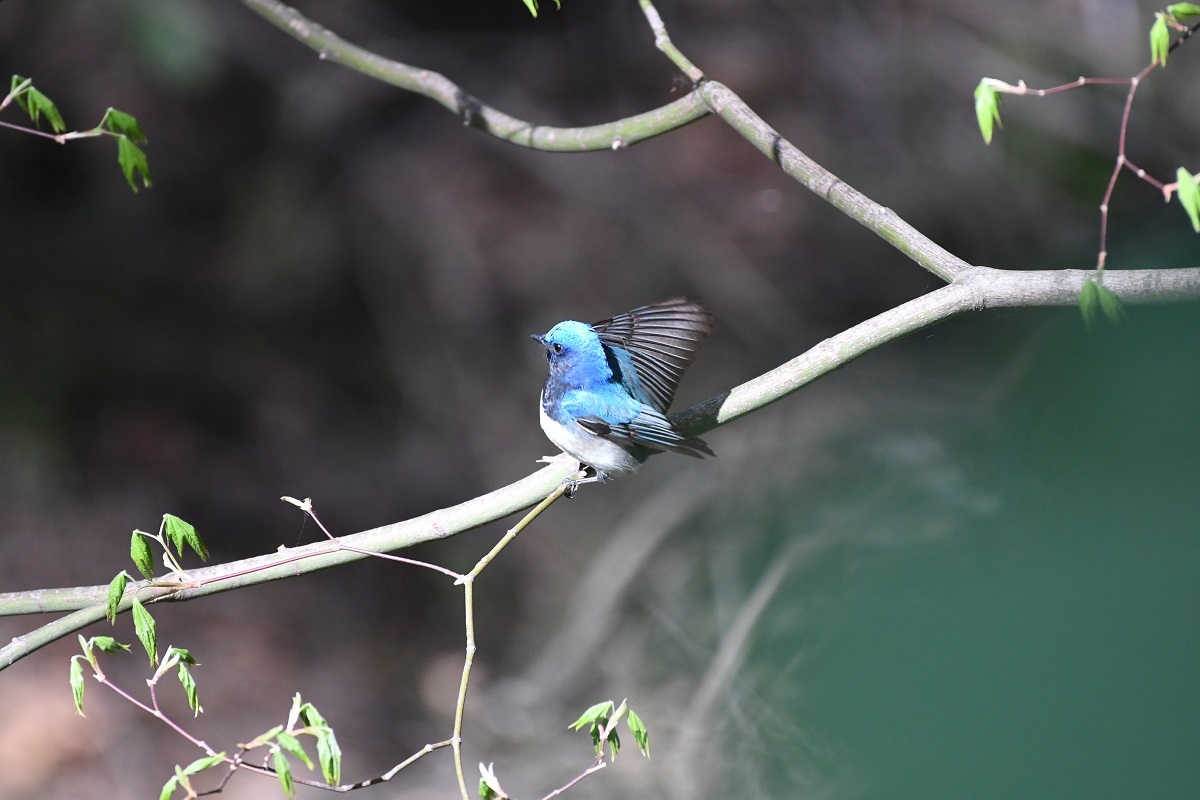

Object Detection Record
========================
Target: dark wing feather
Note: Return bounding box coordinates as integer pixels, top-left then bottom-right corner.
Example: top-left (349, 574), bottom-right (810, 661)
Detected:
top-left (576, 409), bottom-right (713, 459)
top-left (591, 297), bottom-right (714, 413)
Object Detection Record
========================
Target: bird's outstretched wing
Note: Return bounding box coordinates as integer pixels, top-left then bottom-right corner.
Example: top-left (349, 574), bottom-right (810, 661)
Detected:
top-left (591, 297), bottom-right (714, 413)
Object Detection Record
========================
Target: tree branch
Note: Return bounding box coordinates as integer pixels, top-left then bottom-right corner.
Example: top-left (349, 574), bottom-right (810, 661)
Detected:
top-left (238, 0), bottom-right (710, 151)
top-left (695, 79), bottom-right (971, 282)
top-left (4, 264), bottom-right (1198, 670)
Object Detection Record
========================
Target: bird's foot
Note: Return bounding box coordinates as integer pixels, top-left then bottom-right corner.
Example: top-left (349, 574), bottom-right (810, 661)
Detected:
top-left (562, 465), bottom-right (607, 498)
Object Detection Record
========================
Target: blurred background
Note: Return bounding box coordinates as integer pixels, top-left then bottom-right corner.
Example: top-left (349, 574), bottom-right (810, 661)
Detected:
top-left (1, 0), bottom-right (1198, 798)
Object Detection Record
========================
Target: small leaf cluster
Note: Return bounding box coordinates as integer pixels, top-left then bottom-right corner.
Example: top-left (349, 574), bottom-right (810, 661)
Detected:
top-left (72, 510), bottom-right (343, 799)
top-left (101, 107), bottom-right (153, 192)
top-left (74, 517), bottom-right (208, 718)
top-left (129, 512), bottom-right (210, 584)
top-left (1079, 277), bottom-right (1125, 327)
top-left (568, 699), bottom-right (650, 761)
top-left (973, 79), bottom-right (1006, 146)
top-left (5, 75), bottom-right (151, 191)
top-left (1151, 4), bottom-right (1200, 66)
top-left (476, 701), bottom-right (650, 800)
top-left (70, 635), bottom-right (200, 716)
top-left (10, 75), bottom-right (65, 132)
top-left (158, 753), bottom-right (228, 800)
top-left (102, 514), bottom-right (210, 663)
top-left (245, 693), bottom-right (343, 798)
top-left (69, 635), bottom-right (131, 716)
top-left (75, 514), bottom-right (209, 714)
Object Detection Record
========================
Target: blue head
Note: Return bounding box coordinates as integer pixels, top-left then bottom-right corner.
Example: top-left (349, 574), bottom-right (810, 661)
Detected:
top-left (532, 320), bottom-right (613, 388)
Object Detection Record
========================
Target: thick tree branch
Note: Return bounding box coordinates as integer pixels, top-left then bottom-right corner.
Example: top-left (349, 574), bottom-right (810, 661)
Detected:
top-left (4, 265), bottom-right (1198, 670)
top-left (675, 266), bottom-right (1200, 432)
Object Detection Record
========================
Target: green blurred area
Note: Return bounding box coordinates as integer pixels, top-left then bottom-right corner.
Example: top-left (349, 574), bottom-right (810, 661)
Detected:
top-left (765, 307), bottom-right (1200, 798)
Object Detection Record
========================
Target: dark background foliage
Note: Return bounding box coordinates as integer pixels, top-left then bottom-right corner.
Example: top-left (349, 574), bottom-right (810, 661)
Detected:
top-left (1, 1), bottom-right (1197, 798)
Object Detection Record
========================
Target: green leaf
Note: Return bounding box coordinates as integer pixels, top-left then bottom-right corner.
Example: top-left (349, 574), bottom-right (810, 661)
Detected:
top-left (627, 709), bottom-right (650, 758)
top-left (298, 701), bottom-right (325, 728)
top-left (315, 727), bottom-right (342, 785)
top-left (1168, 3), bottom-right (1200, 20)
top-left (480, 778), bottom-right (499, 800)
top-left (166, 646), bottom-right (197, 665)
top-left (1151, 14), bottom-right (1170, 66)
top-left (117, 137), bottom-right (153, 193)
top-left (974, 80), bottom-right (1002, 144)
top-left (181, 752), bottom-right (227, 775)
top-left (106, 571), bottom-right (129, 624)
top-left (32, 89), bottom-right (66, 133)
top-left (158, 775), bottom-right (179, 800)
top-left (521, 0), bottom-right (537, 15)
top-left (77, 634), bottom-right (97, 670)
top-left (568, 701), bottom-right (614, 731)
top-left (12, 77), bottom-right (66, 134)
top-left (606, 729), bottom-right (621, 760)
top-left (91, 636), bottom-right (130, 654)
top-left (246, 724), bottom-right (285, 749)
top-left (1176, 167), bottom-right (1200, 232)
top-left (131, 597), bottom-right (158, 666)
top-left (70, 656), bottom-right (86, 716)
top-left (301, 703), bottom-right (342, 785)
top-left (163, 514), bottom-right (206, 560)
top-left (178, 662), bottom-right (202, 716)
top-left (277, 732), bottom-right (314, 770)
top-left (131, 530), bottom-right (155, 580)
top-left (1079, 276), bottom-right (1100, 328)
top-left (1096, 283), bottom-right (1125, 325)
top-left (173, 766), bottom-right (193, 798)
top-left (101, 107), bottom-right (147, 144)
top-left (274, 748), bottom-right (295, 798)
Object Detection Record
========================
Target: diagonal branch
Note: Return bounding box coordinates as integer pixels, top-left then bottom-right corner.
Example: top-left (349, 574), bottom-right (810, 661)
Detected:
top-left (4, 264), bottom-right (1198, 671)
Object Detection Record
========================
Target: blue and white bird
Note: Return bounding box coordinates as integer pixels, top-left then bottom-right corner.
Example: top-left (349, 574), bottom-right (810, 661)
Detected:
top-left (532, 297), bottom-right (714, 484)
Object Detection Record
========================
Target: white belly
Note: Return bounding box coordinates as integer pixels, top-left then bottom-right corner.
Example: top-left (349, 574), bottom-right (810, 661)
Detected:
top-left (539, 395), bottom-right (641, 475)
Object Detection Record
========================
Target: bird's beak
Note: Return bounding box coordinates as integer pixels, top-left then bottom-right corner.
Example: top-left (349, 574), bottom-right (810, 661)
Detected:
top-left (530, 334), bottom-right (546, 345)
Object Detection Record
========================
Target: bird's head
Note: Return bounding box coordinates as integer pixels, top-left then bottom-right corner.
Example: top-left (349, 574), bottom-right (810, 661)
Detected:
top-left (531, 320), bottom-right (612, 385)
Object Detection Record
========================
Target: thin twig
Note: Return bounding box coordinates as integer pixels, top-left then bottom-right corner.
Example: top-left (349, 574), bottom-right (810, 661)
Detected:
top-left (0, 118), bottom-right (64, 139)
top-left (450, 483), bottom-right (570, 798)
top-left (979, 18), bottom-right (1198, 272)
top-left (303, 499), bottom-right (463, 581)
top-left (540, 757), bottom-right (607, 800)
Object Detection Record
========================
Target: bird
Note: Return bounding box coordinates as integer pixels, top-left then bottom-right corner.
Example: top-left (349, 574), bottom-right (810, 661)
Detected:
top-left (531, 297), bottom-right (714, 487)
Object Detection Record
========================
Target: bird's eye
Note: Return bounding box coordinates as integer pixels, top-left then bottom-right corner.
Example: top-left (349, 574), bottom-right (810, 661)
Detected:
top-left (552, 343), bottom-right (565, 355)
